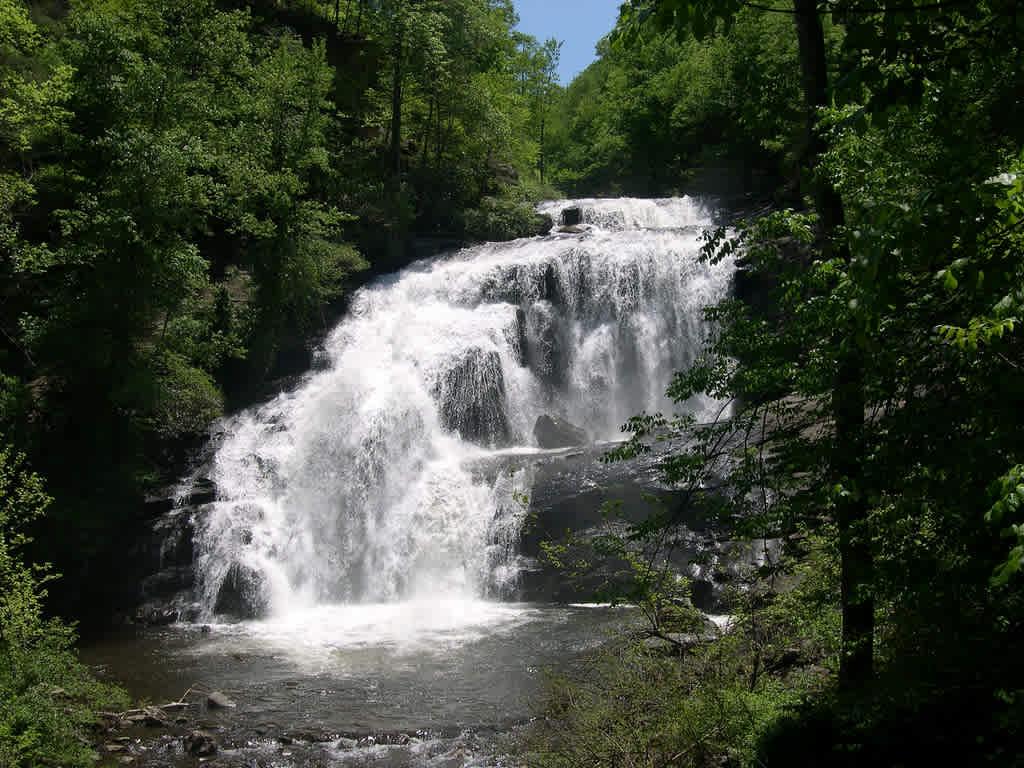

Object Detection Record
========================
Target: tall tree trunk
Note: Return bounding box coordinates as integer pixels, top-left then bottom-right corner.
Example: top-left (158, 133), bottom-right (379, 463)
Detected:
top-left (539, 112), bottom-right (546, 183)
top-left (389, 31), bottom-right (403, 178)
top-left (421, 96), bottom-right (434, 167)
top-left (792, 0), bottom-right (874, 688)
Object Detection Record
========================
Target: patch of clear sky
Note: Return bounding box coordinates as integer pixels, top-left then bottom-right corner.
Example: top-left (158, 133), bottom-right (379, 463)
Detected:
top-left (512, 0), bottom-right (624, 84)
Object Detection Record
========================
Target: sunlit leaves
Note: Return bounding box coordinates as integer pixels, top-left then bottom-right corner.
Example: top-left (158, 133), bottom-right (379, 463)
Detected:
top-left (986, 466), bottom-right (1024, 584)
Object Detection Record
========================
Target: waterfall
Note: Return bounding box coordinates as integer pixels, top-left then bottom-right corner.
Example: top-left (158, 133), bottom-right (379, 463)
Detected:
top-left (192, 197), bottom-right (735, 619)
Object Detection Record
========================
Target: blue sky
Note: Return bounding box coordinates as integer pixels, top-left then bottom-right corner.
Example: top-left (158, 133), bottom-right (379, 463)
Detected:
top-left (512, 0), bottom-right (624, 84)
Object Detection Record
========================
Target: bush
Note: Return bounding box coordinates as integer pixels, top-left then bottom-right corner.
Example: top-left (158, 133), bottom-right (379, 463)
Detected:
top-left (150, 352), bottom-right (225, 441)
top-left (462, 197), bottom-right (549, 242)
top-left (0, 442), bottom-right (128, 768)
top-left (519, 534), bottom-right (841, 768)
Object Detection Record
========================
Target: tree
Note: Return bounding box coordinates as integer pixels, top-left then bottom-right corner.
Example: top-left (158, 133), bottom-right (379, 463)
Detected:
top-left (513, 35), bottom-right (561, 183)
top-left (609, 0), bottom-right (1024, 701)
top-left (615, 0), bottom-right (872, 687)
top-left (546, 7), bottom-right (805, 196)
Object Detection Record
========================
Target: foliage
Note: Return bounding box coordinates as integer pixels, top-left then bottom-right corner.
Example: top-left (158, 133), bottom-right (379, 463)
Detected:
top-left (0, 442), bottom-right (128, 768)
top-left (522, 533), bottom-right (841, 768)
top-left (527, 0), bottom-right (1024, 764)
top-left (544, 6), bottom-right (813, 197)
top-left (461, 196), bottom-right (544, 242)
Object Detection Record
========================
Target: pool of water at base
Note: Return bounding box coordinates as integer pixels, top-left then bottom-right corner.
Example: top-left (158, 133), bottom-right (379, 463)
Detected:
top-left (82, 600), bottom-right (643, 767)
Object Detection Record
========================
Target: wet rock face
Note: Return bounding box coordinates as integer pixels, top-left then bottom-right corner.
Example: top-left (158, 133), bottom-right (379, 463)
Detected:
top-left (504, 308), bottom-right (529, 367)
top-left (524, 300), bottom-right (567, 389)
top-left (434, 347), bottom-right (510, 447)
top-left (561, 206), bottom-right (583, 226)
top-left (132, 505), bottom-right (201, 624)
top-left (533, 414), bottom-right (587, 449)
top-left (213, 562), bottom-right (268, 620)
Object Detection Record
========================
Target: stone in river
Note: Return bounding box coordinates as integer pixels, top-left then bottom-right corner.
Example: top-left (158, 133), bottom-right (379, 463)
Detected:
top-left (207, 691), bottom-right (236, 709)
top-left (185, 730), bottom-right (218, 757)
top-left (533, 414), bottom-right (587, 448)
top-left (561, 206), bottom-right (583, 226)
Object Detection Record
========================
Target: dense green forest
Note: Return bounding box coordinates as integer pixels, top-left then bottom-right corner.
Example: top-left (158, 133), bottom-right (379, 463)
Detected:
top-left (0, 0), bottom-right (561, 614)
top-left (544, 5), bottom-right (812, 198)
top-left (2, 0), bottom-right (1024, 765)
top-left (524, 1), bottom-right (1024, 767)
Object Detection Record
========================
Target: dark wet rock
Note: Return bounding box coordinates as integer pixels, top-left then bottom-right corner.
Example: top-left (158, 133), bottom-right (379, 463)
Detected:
top-left (479, 264), bottom-right (523, 304)
top-left (558, 225), bottom-right (586, 234)
top-left (504, 308), bottom-right (529, 367)
top-left (689, 580), bottom-right (715, 611)
top-left (124, 706), bottom-right (169, 727)
top-left (686, 538), bottom-right (783, 611)
top-left (524, 300), bottom-right (566, 389)
top-left (283, 729), bottom-right (334, 743)
top-left (434, 347), bottom-right (510, 447)
top-left (133, 605), bottom-right (178, 626)
top-left (142, 706), bottom-right (170, 727)
top-left (184, 478), bottom-right (217, 507)
top-left (185, 730), bottom-right (218, 757)
top-left (132, 507), bottom-right (200, 625)
top-left (543, 263), bottom-right (561, 305)
top-left (533, 414), bottom-right (587, 449)
top-left (458, 439), bottom-right (731, 602)
top-left (213, 562), bottom-right (268, 619)
top-left (103, 744), bottom-right (129, 753)
top-left (561, 206), bottom-right (583, 226)
top-left (207, 691), bottom-right (237, 709)
top-left (180, 602), bottom-right (202, 623)
top-left (140, 566), bottom-right (194, 600)
top-left (143, 477), bottom-right (216, 516)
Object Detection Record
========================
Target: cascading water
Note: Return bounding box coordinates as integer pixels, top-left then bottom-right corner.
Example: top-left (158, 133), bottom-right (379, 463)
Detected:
top-left (191, 197), bottom-right (735, 620)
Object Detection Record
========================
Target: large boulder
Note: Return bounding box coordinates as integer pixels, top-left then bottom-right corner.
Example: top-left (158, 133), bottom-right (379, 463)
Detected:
top-left (561, 206), bottom-right (583, 226)
top-left (533, 414), bottom-right (587, 449)
top-left (524, 301), bottom-right (567, 389)
top-left (212, 562), bottom-right (268, 619)
top-left (435, 348), bottom-right (510, 446)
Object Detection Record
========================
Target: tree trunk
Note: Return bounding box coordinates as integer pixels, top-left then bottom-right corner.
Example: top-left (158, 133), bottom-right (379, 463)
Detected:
top-left (792, 0), bottom-right (874, 688)
top-left (539, 112), bottom-right (546, 183)
top-left (389, 31), bottom-right (403, 178)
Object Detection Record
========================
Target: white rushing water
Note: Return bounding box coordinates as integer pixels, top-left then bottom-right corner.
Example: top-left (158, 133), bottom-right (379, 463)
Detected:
top-left (191, 197), bottom-right (734, 620)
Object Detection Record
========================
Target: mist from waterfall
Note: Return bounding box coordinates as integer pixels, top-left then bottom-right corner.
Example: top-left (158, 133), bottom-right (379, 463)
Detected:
top-left (191, 197), bottom-right (735, 619)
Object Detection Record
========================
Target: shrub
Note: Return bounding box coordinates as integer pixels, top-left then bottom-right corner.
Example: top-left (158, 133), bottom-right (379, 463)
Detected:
top-left (0, 442), bottom-right (128, 768)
